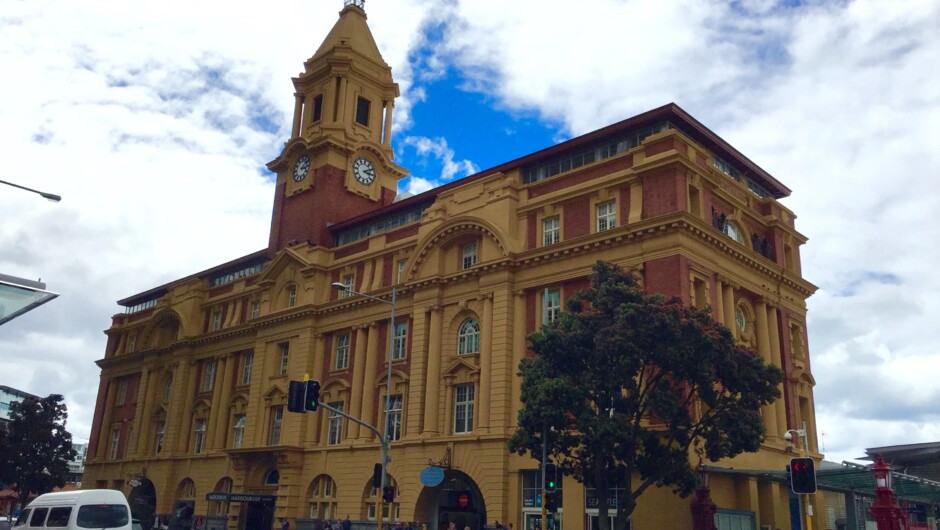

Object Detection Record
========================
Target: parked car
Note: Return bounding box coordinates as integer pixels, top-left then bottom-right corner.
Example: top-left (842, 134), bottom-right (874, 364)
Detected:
top-left (12, 489), bottom-right (132, 530)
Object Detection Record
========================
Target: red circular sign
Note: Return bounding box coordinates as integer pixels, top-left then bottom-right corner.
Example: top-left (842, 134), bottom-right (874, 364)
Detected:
top-left (458, 493), bottom-right (469, 508)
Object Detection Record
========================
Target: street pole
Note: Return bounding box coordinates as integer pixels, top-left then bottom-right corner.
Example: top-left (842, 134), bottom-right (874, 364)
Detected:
top-left (541, 421), bottom-right (547, 530)
top-left (331, 283), bottom-right (396, 530)
top-left (800, 422), bottom-right (812, 530)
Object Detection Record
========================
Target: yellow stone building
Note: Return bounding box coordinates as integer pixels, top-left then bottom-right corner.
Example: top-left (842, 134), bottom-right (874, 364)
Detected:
top-left (83, 2), bottom-right (820, 530)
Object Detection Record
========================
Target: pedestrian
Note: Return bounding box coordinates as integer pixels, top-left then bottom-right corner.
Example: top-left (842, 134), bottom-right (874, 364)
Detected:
top-left (280, 518), bottom-right (290, 530)
top-left (332, 520), bottom-right (343, 530)
top-left (342, 516), bottom-right (352, 530)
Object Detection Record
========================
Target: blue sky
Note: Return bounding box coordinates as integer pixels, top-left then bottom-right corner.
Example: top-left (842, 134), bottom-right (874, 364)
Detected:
top-left (1, 0), bottom-right (939, 467)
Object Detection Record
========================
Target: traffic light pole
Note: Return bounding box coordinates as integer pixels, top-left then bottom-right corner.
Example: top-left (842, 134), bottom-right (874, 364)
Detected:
top-left (541, 421), bottom-right (547, 530)
top-left (318, 402), bottom-right (389, 530)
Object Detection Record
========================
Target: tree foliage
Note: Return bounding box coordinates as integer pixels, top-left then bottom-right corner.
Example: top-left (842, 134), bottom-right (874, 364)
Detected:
top-left (508, 262), bottom-right (784, 530)
top-left (0, 394), bottom-right (77, 506)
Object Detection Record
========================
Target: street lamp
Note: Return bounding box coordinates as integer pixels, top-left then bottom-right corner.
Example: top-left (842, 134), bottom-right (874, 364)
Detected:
top-left (331, 281), bottom-right (396, 527)
top-left (0, 178), bottom-right (62, 202)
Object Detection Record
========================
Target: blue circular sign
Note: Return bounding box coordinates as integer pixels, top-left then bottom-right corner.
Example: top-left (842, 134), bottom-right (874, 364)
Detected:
top-left (420, 466), bottom-right (445, 487)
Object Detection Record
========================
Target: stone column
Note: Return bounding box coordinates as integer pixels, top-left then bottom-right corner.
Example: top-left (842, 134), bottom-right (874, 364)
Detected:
top-left (407, 308), bottom-right (429, 436)
top-left (213, 354), bottom-right (236, 449)
top-left (722, 282), bottom-right (736, 338)
top-left (383, 101), bottom-right (394, 146)
top-left (174, 360), bottom-right (199, 452)
top-left (478, 292), bottom-right (494, 431)
top-left (422, 307), bottom-right (443, 435)
top-left (348, 326), bottom-right (368, 439)
top-left (755, 300), bottom-right (778, 438)
top-left (715, 279), bottom-right (726, 325)
top-left (767, 305), bottom-right (788, 436)
top-left (511, 291), bottom-right (526, 429)
top-left (127, 367), bottom-right (151, 457)
top-left (292, 93), bottom-right (303, 138)
top-left (94, 379), bottom-right (116, 459)
top-left (359, 322), bottom-right (380, 440)
top-left (337, 77), bottom-right (348, 124)
top-left (443, 378), bottom-right (455, 435)
top-left (308, 334), bottom-right (325, 443)
top-left (206, 358), bottom-right (225, 448)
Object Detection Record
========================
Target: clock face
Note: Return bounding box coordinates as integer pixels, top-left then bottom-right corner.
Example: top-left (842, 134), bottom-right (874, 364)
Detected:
top-left (353, 157), bottom-right (376, 185)
top-left (293, 155), bottom-right (310, 182)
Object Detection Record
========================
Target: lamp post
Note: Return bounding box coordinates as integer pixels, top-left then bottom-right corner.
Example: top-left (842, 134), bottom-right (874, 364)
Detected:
top-left (331, 282), bottom-right (396, 530)
top-left (690, 459), bottom-right (717, 530)
top-left (0, 178), bottom-right (61, 202)
top-left (871, 455), bottom-right (905, 530)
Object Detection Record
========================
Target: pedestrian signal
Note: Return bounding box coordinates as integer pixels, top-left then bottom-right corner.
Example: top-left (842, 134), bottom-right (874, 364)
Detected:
top-left (545, 491), bottom-right (558, 513)
top-left (287, 381), bottom-right (306, 413)
top-left (372, 464), bottom-right (383, 488)
top-left (304, 380), bottom-right (321, 411)
top-left (790, 457), bottom-right (817, 494)
top-left (544, 463), bottom-right (557, 492)
top-left (382, 486), bottom-right (395, 503)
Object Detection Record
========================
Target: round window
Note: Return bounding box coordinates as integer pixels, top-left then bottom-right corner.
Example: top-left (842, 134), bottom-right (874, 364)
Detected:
top-left (735, 306), bottom-right (747, 332)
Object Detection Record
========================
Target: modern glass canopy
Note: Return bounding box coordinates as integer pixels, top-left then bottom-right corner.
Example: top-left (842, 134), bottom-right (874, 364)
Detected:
top-left (0, 273), bottom-right (59, 326)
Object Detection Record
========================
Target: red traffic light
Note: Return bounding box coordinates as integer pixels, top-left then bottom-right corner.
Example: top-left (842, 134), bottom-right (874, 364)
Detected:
top-left (789, 457), bottom-right (816, 494)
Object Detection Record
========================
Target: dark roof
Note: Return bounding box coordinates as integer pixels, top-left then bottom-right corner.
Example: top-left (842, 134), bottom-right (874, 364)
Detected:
top-left (0, 385), bottom-right (39, 400)
top-left (117, 249), bottom-right (268, 307)
top-left (331, 102), bottom-right (789, 233)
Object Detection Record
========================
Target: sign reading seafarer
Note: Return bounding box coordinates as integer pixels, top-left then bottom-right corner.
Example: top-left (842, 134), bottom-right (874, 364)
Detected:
top-left (420, 466), bottom-right (445, 487)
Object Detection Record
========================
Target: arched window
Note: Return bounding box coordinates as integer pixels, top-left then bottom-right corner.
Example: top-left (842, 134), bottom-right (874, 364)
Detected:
top-left (309, 475), bottom-right (337, 520)
top-left (366, 475), bottom-right (400, 521)
top-left (176, 478), bottom-right (196, 501)
top-left (724, 221), bottom-right (746, 244)
top-left (264, 469), bottom-right (280, 486)
top-left (209, 478), bottom-right (232, 516)
top-left (458, 319), bottom-right (480, 355)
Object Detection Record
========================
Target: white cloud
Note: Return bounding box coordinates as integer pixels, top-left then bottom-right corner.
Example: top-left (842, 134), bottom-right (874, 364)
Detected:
top-left (400, 135), bottom-right (480, 183)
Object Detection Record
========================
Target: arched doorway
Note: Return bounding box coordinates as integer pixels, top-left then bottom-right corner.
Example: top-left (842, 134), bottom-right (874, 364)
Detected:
top-left (129, 478), bottom-right (157, 530)
top-left (415, 470), bottom-right (486, 530)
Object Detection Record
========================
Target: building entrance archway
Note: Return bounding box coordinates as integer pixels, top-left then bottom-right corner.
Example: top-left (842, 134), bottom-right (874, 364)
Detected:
top-left (129, 479), bottom-right (157, 530)
top-left (414, 470), bottom-right (486, 530)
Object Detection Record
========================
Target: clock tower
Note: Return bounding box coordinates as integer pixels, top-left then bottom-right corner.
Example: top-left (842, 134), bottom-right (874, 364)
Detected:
top-left (266, 0), bottom-right (408, 252)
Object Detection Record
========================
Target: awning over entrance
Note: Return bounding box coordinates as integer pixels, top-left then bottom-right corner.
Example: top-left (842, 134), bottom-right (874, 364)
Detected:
top-left (704, 462), bottom-right (940, 504)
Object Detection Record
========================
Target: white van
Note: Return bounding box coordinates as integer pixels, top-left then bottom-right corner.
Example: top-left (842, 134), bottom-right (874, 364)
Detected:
top-left (12, 489), bottom-right (132, 530)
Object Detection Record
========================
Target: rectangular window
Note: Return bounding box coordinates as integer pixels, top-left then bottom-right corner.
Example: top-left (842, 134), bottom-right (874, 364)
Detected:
top-left (163, 378), bottom-right (173, 402)
top-left (241, 352), bottom-right (254, 385)
top-left (341, 275), bottom-right (355, 298)
top-left (203, 360), bottom-right (217, 392)
top-left (268, 407), bottom-right (283, 445)
top-left (108, 427), bottom-right (120, 459)
top-left (279, 343), bottom-right (290, 375)
top-left (462, 242), bottom-right (477, 269)
top-left (212, 310), bottom-right (223, 331)
top-left (312, 94), bottom-right (323, 122)
top-left (28, 508), bottom-right (47, 528)
top-left (391, 321), bottom-right (407, 360)
top-left (250, 302), bottom-right (260, 319)
top-left (597, 201), bottom-right (616, 232)
top-left (356, 97), bottom-right (371, 126)
top-left (545, 289), bottom-right (561, 323)
top-left (232, 414), bottom-right (246, 449)
top-left (193, 419), bottom-right (207, 454)
top-left (127, 333), bottom-right (136, 353)
top-left (116, 380), bottom-right (128, 406)
top-left (454, 384), bottom-right (475, 434)
top-left (336, 334), bottom-right (350, 370)
top-left (542, 216), bottom-right (560, 246)
top-left (328, 402), bottom-right (344, 445)
top-left (398, 259), bottom-right (408, 283)
top-left (154, 422), bottom-right (165, 454)
top-left (288, 286), bottom-right (296, 307)
top-left (46, 507), bottom-right (71, 527)
top-left (386, 394), bottom-right (403, 441)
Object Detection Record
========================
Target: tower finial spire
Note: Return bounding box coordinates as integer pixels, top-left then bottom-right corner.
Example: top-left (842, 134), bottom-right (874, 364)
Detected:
top-left (344, 0), bottom-right (365, 10)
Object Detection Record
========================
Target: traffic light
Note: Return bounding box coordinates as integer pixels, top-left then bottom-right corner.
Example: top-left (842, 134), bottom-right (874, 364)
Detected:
top-left (382, 486), bottom-right (395, 503)
top-left (287, 381), bottom-right (306, 413)
top-left (304, 380), bottom-right (321, 411)
top-left (790, 457), bottom-right (817, 494)
top-left (372, 463), bottom-right (383, 488)
top-left (545, 491), bottom-right (558, 513)
top-left (544, 463), bottom-right (557, 492)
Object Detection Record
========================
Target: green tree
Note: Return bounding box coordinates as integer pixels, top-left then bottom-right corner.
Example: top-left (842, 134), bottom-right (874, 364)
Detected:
top-left (509, 262), bottom-right (784, 530)
top-left (0, 394), bottom-right (77, 507)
